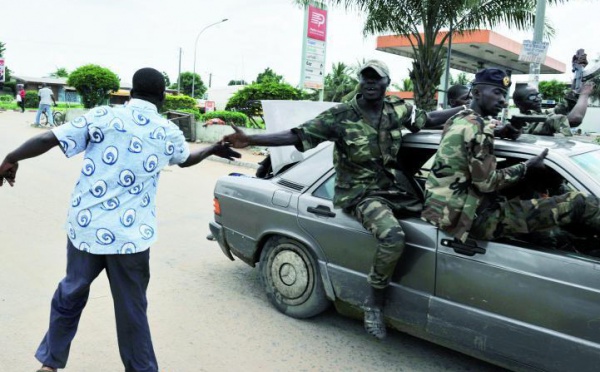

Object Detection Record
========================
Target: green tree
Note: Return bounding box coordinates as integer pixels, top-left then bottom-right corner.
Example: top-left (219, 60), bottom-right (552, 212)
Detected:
top-left (538, 79), bottom-right (568, 102)
top-left (393, 78), bottom-right (414, 92)
top-left (49, 68), bottom-right (69, 78)
top-left (323, 62), bottom-right (358, 102)
top-left (228, 79), bottom-right (248, 86)
top-left (226, 81), bottom-right (303, 127)
top-left (162, 71), bottom-right (171, 88)
top-left (255, 68), bottom-right (284, 84)
top-left (296, 0), bottom-right (566, 110)
top-left (589, 75), bottom-right (600, 105)
top-left (67, 64), bottom-right (120, 108)
top-left (452, 72), bottom-right (472, 86)
top-left (176, 72), bottom-right (206, 97)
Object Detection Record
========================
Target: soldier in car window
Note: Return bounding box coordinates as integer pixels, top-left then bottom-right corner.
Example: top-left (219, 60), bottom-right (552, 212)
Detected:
top-left (221, 59), bottom-right (466, 339)
top-left (512, 81), bottom-right (594, 137)
top-left (422, 68), bottom-right (600, 248)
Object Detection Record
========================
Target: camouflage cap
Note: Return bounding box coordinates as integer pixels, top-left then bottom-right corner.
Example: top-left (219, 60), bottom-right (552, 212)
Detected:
top-left (473, 68), bottom-right (511, 89)
top-left (359, 60), bottom-right (390, 78)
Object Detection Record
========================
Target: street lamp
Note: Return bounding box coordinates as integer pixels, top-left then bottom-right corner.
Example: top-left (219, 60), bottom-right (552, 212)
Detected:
top-left (192, 18), bottom-right (228, 98)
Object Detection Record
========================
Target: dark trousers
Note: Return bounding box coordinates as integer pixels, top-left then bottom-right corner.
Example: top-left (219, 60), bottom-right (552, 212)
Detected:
top-left (35, 239), bottom-right (158, 372)
top-left (19, 99), bottom-right (25, 112)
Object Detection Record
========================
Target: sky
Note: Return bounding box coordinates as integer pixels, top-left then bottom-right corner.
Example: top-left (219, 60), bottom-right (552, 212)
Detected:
top-left (2, 0), bottom-right (600, 89)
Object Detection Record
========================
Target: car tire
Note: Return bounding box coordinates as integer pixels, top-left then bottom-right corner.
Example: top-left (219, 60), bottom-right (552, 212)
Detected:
top-left (259, 236), bottom-right (330, 319)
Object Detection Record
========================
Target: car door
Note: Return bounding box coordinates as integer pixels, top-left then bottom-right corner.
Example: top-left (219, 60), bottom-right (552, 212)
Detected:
top-left (296, 171), bottom-right (438, 332)
top-left (429, 155), bottom-right (600, 371)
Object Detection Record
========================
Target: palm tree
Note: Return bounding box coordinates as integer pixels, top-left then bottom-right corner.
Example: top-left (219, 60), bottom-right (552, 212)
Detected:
top-left (323, 62), bottom-right (359, 102)
top-left (295, 0), bottom-right (566, 110)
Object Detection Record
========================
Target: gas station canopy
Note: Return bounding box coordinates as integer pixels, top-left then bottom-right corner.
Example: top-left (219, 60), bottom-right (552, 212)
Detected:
top-left (376, 29), bottom-right (566, 75)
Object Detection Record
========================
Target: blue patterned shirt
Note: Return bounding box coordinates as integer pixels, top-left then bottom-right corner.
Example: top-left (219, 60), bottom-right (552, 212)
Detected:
top-left (52, 99), bottom-right (190, 254)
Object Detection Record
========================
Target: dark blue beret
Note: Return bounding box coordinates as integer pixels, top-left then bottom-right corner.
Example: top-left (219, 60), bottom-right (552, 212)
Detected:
top-left (473, 68), bottom-right (511, 89)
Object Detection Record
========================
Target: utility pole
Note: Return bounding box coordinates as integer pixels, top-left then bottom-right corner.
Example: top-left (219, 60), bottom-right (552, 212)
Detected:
top-left (528, 0), bottom-right (546, 90)
top-left (177, 47), bottom-right (182, 94)
top-left (209, 73), bottom-right (212, 88)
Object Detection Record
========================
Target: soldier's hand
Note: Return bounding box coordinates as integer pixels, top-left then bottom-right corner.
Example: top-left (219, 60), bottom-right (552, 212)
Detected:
top-left (221, 125), bottom-right (250, 148)
top-left (580, 81), bottom-right (595, 96)
top-left (493, 122), bottom-right (521, 141)
top-left (211, 143), bottom-right (242, 161)
top-left (525, 148), bottom-right (549, 171)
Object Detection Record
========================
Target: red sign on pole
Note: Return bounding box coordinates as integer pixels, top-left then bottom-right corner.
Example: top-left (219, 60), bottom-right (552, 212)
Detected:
top-left (307, 5), bottom-right (327, 41)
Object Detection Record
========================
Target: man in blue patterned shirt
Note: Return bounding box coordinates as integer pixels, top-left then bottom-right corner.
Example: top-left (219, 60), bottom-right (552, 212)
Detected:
top-left (0, 67), bottom-right (240, 372)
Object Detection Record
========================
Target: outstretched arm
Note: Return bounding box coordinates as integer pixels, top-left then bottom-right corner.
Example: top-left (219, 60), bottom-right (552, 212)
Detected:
top-left (567, 81), bottom-right (594, 126)
top-left (424, 106), bottom-right (465, 128)
top-left (179, 143), bottom-right (241, 168)
top-left (0, 131), bottom-right (60, 187)
top-left (221, 125), bottom-right (301, 148)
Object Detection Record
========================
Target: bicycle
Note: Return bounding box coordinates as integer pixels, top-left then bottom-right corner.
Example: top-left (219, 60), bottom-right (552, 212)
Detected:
top-left (39, 108), bottom-right (66, 127)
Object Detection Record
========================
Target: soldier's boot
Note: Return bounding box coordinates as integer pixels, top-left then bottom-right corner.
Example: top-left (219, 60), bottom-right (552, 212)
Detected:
top-left (362, 287), bottom-right (386, 340)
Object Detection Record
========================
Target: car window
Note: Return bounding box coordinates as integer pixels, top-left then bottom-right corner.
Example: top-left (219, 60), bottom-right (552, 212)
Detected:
top-left (313, 175), bottom-right (335, 201)
top-left (572, 149), bottom-right (600, 185)
top-left (494, 155), bottom-right (600, 261)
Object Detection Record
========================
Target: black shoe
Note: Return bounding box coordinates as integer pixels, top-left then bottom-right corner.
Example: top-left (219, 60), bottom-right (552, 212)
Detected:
top-left (206, 233), bottom-right (215, 241)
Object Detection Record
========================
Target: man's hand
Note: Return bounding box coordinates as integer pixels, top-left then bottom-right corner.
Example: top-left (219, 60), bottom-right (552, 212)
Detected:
top-left (525, 148), bottom-right (549, 171)
top-left (0, 159), bottom-right (19, 187)
top-left (492, 121), bottom-right (521, 140)
top-left (580, 81), bottom-right (595, 96)
top-left (221, 125), bottom-right (250, 148)
top-left (211, 144), bottom-right (242, 161)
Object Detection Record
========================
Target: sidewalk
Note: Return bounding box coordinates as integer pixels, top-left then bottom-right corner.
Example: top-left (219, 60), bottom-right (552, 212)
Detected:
top-left (0, 109), bottom-right (266, 169)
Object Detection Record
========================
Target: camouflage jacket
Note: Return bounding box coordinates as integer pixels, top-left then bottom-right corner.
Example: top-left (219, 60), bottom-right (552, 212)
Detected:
top-left (293, 94), bottom-right (427, 210)
top-left (421, 110), bottom-right (526, 242)
top-left (519, 109), bottom-right (572, 137)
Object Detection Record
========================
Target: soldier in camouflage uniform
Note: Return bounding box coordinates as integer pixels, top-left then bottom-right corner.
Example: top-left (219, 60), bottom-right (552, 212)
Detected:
top-left (221, 60), bottom-right (465, 339)
top-left (447, 84), bottom-right (471, 108)
top-left (422, 68), bottom-right (600, 245)
top-left (511, 81), bottom-right (594, 136)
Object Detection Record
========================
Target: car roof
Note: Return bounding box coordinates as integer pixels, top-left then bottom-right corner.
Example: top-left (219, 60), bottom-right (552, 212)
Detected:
top-left (403, 130), bottom-right (600, 157)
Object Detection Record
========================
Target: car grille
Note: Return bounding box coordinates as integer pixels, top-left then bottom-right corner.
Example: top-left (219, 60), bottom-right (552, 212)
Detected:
top-left (276, 179), bottom-right (304, 191)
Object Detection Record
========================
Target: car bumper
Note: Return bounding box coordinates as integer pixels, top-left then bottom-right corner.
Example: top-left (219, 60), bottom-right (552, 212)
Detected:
top-left (209, 221), bottom-right (234, 261)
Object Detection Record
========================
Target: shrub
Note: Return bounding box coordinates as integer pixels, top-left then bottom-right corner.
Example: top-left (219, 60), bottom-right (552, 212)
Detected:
top-left (0, 94), bottom-right (14, 103)
top-left (202, 110), bottom-right (249, 127)
top-left (68, 64), bottom-right (120, 108)
top-left (161, 94), bottom-right (197, 112)
top-left (174, 108), bottom-right (202, 121)
top-left (25, 91), bottom-right (38, 108)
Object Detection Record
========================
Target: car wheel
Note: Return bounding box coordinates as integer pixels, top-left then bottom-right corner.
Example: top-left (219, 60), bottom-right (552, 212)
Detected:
top-left (259, 236), bottom-right (330, 319)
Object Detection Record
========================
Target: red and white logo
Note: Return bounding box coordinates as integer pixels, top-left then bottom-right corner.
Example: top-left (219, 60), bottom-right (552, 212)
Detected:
top-left (307, 5), bottom-right (327, 41)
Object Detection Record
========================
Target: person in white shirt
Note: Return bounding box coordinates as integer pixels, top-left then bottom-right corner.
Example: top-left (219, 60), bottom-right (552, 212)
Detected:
top-left (0, 67), bottom-right (241, 372)
top-left (34, 84), bottom-right (57, 127)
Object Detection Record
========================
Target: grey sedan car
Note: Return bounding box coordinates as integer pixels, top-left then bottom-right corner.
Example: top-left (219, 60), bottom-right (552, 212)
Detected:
top-left (209, 131), bottom-right (600, 372)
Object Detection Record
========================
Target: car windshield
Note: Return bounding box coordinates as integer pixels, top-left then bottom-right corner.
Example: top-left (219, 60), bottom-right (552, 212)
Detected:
top-left (572, 149), bottom-right (600, 184)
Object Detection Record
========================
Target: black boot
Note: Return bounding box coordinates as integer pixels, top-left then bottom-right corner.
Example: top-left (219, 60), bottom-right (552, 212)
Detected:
top-left (362, 287), bottom-right (386, 339)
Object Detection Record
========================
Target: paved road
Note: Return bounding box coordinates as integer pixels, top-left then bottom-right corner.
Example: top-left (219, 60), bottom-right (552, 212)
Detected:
top-left (0, 110), bottom-right (504, 371)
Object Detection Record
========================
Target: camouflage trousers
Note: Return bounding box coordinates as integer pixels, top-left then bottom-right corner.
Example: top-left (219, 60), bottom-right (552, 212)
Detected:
top-left (353, 197), bottom-right (410, 289)
top-left (470, 191), bottom-right (600, 240)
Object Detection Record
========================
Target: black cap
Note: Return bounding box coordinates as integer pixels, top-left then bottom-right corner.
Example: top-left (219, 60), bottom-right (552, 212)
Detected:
top-left (472, 68), bottom-right (511, 90)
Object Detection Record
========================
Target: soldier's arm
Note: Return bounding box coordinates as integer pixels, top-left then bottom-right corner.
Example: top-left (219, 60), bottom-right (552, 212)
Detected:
top-left (222, 126), bottom-right (301, 148)
top-left (425, 106), bottom-right (465, 128)
top-left (467, 120), bottom-right (526, 193)
top-left (566, 82), bottom-right (594, 126)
